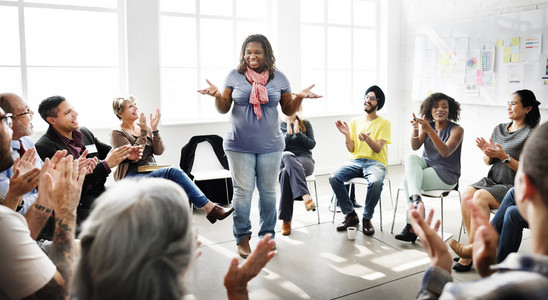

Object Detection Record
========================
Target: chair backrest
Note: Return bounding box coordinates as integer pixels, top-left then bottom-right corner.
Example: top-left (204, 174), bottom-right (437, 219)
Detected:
top-left (191, 141), bottom-right (226, 174)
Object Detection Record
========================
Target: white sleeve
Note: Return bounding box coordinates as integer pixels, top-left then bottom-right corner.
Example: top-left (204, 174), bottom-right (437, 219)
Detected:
top-left (0, 206), bottom-right (56, 299)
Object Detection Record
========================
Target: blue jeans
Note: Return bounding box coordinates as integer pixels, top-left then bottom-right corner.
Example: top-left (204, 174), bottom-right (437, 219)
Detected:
top-left (126, 167), bottom-right (209, 208)
top-left (490, 188), bottom-right (529, 263)
top-left (329, 158), bottom-right (386, 220)
top-left (225, 150), bottom-right (282, 244)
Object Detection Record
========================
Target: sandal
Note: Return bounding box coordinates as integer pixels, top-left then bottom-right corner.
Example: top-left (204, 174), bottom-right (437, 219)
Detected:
top-left (304, 199), bottom-right (316, 211)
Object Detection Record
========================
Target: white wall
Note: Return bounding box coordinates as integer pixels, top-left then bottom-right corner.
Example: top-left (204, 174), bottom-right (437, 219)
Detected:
top-left (81, 0), bottom-right (403, 177)
top-left (400, 0), bottom-right (548, 183)
top-left (30, 0), bottom-right (548, 180)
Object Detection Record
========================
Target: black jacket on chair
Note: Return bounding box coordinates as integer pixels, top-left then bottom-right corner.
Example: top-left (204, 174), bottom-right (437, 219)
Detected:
top-left (180, 135), bottom-right (233, 204)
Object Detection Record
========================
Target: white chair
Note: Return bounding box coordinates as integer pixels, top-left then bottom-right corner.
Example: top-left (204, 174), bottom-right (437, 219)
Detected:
top-left (391, 186), bottom-right (462, 241)
top-left (331, 177), bottom-right (392, 232)
top-left (305, 174), bottom-right (320, 224)
top-left (190, 141), bottom-right (232, 206)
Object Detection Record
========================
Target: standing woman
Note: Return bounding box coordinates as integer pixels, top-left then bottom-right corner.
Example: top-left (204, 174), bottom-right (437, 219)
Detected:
top-left (450, 89), bottom-right (541, 272)
top-left (110, 96), bottom-right (234, 224)
top-left (278, 106), bottom-right (316, 236)
top-left (394, 93), bottom-right (463, 243)
top-left (198, 34), bottom-right (321, 258)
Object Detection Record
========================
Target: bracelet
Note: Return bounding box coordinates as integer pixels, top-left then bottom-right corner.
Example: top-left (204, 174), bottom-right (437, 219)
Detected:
top-left (152, 130), bottom-right (159, 134)
top-left (412, 135), bottom-right (419, 139)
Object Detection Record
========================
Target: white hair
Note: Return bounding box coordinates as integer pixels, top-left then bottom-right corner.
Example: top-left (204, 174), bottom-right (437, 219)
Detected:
top-left (75, 178), bottom-right (194, 300)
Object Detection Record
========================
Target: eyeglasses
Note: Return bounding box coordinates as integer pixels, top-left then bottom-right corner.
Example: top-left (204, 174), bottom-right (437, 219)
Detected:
top-left (13, 106), bottom-right (31, 118)
top-left (0, 113), bottom-right (13, 128)
top-left (365, 95), bottom-right (377, 101)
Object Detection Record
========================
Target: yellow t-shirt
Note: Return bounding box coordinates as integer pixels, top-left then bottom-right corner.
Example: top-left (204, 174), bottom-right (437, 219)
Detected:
top-left (348, 116), bottom-right (391, 165)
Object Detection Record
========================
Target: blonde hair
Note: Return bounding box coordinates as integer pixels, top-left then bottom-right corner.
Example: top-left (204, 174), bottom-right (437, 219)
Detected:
top-left (112, 95), bottom-right (137, 120)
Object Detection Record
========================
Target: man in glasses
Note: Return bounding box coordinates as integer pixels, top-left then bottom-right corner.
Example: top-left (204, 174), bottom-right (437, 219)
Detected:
top-left (0, 93), bottom-right (42, 215)
top-left (329, 85), bottom-right (391, 236)
top-left (0, 105), bottom-right (85, 299)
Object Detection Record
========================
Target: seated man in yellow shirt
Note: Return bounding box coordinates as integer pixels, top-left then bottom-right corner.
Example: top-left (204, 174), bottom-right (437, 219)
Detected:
top-left (330, 85), bottom-right (391, 236)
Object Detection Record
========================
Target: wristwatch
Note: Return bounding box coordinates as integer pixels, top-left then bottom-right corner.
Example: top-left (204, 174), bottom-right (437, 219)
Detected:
top-left (502, 154), bottom-right (511, 164)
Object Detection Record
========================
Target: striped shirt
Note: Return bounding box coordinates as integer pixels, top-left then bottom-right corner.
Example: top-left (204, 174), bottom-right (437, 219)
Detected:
top-left (487, 122), bottom-right (532, 185)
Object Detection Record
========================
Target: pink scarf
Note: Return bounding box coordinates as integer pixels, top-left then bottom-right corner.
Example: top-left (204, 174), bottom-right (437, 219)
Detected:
top-left (245, 66), bottom-right (269, 119)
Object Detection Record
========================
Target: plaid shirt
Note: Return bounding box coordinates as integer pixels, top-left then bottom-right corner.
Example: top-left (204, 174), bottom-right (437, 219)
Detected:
top-left (418, 253), bottom-right (548, 299)
top-left (52, 128), bottom-right (110, 173)
top-left (53, 128), bottom-right (83, 158)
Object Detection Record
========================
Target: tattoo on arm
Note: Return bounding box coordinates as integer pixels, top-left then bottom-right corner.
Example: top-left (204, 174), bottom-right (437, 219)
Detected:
top-left (34, 204), bottom-right (52, 214)
top-left (31, 216), bottom-right (76, 299)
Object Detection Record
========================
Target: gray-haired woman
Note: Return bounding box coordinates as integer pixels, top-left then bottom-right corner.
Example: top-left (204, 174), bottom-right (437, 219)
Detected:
top-left (74, 178), bottom-right (275, 300)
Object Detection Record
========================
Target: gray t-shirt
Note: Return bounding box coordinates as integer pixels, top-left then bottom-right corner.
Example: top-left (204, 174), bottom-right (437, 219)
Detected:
top-left (422, 121), bottom-right (462, 185)
top-left (487, 122), bottom-right (532, 185)
top-left (223, 69), bottom-right (291, 154)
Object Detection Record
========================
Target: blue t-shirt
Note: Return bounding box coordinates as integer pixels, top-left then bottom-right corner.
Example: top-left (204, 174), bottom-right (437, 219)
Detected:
top-left (223, 69), bottom-right (291, 153)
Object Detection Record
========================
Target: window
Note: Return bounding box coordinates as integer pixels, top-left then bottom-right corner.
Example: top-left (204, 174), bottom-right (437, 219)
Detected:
top-left (300, 0), bottom-right (379, 116)
top-left (159, 0), bottom-right (272, 124)
top-left (0, 1), bottom-right (125, 130)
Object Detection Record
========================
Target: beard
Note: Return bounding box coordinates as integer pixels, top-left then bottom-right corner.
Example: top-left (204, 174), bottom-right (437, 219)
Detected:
top-left (364, 103), bottom-right (378, 113)
top-left (0, 150), bottom-right (14, 172)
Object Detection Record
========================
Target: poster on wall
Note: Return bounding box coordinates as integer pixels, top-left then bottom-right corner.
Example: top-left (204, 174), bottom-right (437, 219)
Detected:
top-left (521, 34), bottom-right (542, 62)
top-left (539, 53), bottom-right (548, 109)
top-left (465, 50), bottom-right (480, 96)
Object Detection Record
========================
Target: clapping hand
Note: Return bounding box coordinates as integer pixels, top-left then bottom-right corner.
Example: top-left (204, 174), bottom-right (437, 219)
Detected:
top-left (358, 131), bottom-right (371, 142)
top-left (412, 113), bottom-right (434, 134)
top-left (409, 202), bottom-right (453, 273)
top-left (104, 145), bottom-right (132, 168)
top-left (224, 234), bottom-right (276, 299)
top-left (476, 137), bottom-right (506, 159)
top-left (8, 149), bottom-right (40, 198)
top-left (150, 108), bottom-right (161, 131)
top-left (335, 120), bottom-right (350, 136)
top-left (127, 145), bottom-right (143, 161)
top-left (468, 199), bottom-right (498, 277)
top-left (198, 79), bottom-right (220, 97)
top-left (286, 121), bottom-right (293, 135)
top-left (77, 149), bottom-right (99, 175)
top-left (138, 112), bottom-right (148, 131)
top-left (293, 119), bottom-right (300, 134)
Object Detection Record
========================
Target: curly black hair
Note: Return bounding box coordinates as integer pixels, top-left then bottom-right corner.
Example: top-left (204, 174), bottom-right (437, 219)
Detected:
top-left (237, 34), bottom-right (277, 80)
top-left (419, 93), bottom-right (461, 122)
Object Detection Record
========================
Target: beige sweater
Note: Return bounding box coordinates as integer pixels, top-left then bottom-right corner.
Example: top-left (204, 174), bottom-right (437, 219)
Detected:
top-left (110, 125), bottom-right (165, 181)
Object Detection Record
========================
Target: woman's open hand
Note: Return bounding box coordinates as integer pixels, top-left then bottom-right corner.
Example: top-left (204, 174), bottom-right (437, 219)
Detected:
top-left (297, 84), bottom-right (322, 99)
top-left (150, 108), bottom-right (161, 131)
top-left (198, 79), bottom-right (219, 97)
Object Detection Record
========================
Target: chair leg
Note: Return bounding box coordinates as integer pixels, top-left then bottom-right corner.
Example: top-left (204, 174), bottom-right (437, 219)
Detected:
top-left (457, 191), bottom-right (463, 242)
top-left (331, 194), bottom-right (337, 223)
top-left (441, 195), bottom-right (444, 241)
top-left (379, 192), bottom-right (383, 231)
top-left (391, 188), bottom-right (401, 234)
top-left (387, 178), bottom-right (394, 209)
top-left (224, 178), bottom-right (230, 204)
top-left (313, 180), bottom-right (320, 224)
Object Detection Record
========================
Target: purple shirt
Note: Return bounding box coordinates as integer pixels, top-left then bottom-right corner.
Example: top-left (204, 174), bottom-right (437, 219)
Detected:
top-left (223, 69), bottom-right (291, 154)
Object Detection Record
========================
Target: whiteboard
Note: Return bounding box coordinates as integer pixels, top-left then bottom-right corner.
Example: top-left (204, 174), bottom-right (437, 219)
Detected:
top-left (412, 8), bottom-right (548, 108)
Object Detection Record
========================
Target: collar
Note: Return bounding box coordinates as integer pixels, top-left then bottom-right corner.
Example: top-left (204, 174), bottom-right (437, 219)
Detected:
top-left (10, 139), bottom-right (22, 150)
top-left (491, 253), bottom-right (548, 276)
